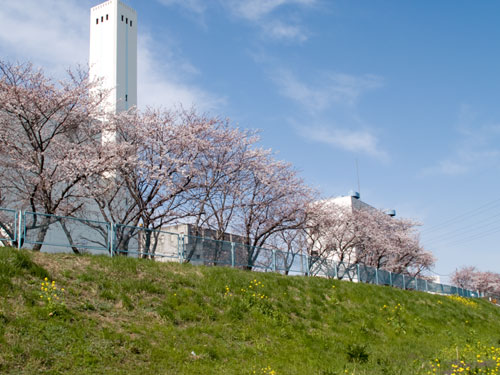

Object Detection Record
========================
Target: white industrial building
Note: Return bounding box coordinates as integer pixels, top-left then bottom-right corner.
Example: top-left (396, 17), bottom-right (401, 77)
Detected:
top-left (90, 0), bottom-right (137, 115)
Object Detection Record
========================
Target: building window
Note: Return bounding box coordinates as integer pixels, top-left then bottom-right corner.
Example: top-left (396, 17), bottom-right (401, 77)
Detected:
top-left (126, 18), bottom-right (128, 24)
top-left (130, 20), bottom-right (133, 27)
top-left (96, 18), bottom-right (99, 24)
top-left (121, 15), bottom-right (124, 21)
top-left (106, 14), bottom-right (109, 20)
top-left (125, 94), bottom-right (128, 102)
top-left (101, 16), bottom-right (104, 22)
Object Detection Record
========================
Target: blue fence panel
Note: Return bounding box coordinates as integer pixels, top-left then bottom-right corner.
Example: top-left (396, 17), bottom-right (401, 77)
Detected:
top-left (113, 224), bottom-right (180, 261)
top-left (183, 235), bottom-right (233, 267)
top-left (0, 208), bottom-right (17, 245)
top-left (309, 257), bottom-right (339, 278)
top-left (275, 249), bottom-right (307, 275)
top-left (359, 264), bottom-right (376, 284)
top-left (23, 211), bottom-right (110, 254)
top-left (378, 269), bottom-right (392, 286)
top-left (251, 246), bottom-right (275, 272)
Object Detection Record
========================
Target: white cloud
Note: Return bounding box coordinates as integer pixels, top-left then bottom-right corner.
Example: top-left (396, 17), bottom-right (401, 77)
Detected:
top-left (137, 34), bottom-right (225, 111)
top-left (0, 0), bottom-right (222, 112)
top-left (422, 160), bottom-right (469, 176)
top-left (264, 20), bottom-right (308, 42)
top-left (273, 69), bottom-right (383, 112)
top-left (223, 0), bottom-right (316, 43)
top-left (421, 106), bottom-right (500, 176)
top-left (223, 0), bottom-right (316, 21)
top-left (157, 0), bottom-right (315, 43)
top-left (298, 125), bottom-right (388, 160)
top-left (157, 0), bottom-right (206, 14)
top-left (0, 0), bottom-right (89, 75)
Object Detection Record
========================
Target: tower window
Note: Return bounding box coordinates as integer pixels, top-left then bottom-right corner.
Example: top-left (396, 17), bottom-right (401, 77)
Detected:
top-left (125, 95), bottom-right (128, 102)
top-left (126, 18), bottom-right (128, 24)
top-left (96, 18), bottom-right (99, 24)
top-left (101, 16), bottom-right (104, 22)
top-left (106, 14), bottom-right (109, 20)
top-left (121, 15), bottom-right (124, 21)
top-left (130, 20), bottom-right (133, 27)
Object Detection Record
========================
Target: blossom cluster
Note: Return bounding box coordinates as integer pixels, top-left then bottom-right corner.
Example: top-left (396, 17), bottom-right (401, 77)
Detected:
top-left (224, 279), bottom-right (269, 301)
top-left (39, 277), bottom-right (64, 309)
top-left (427, 343), bottom-right (500, 374)
top-left (252, 365), bottom-right (277, 374)
top-left (448, 295), bottom-right (478, 308)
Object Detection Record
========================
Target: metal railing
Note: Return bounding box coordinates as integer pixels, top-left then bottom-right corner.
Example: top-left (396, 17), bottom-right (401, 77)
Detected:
top-left (0, 207), bottom-right (490, 299)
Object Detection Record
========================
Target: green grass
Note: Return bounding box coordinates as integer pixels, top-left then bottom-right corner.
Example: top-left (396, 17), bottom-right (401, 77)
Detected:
top-left (0, 247), bottom-right (499, 375)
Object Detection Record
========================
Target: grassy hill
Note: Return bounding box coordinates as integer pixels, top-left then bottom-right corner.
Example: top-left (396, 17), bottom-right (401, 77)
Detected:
top-left (1, 247), bottom-right (500, 375)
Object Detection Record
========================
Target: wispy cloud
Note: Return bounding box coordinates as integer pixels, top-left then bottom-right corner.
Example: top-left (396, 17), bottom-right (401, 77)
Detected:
top-left (158, 0), bottom-right (316, 43)
top-left (138, 34), bottom-right (225, 111)
top-left (263, 20), bottom-right (308, 42)
top-left (422, 159), bottom-right (469, 176)
top-left (273, 69), bottom-right (383, 112)
top-left (0, 0), bottom-right (222, 112)
top-left (157, 0), bottom-right (206, 15)
top-left (298, 125), bottom-right (388, 160)
top-left (223, 0), bottom-right (316, 21)
top-left (422, 105), bottom-right (500, 176)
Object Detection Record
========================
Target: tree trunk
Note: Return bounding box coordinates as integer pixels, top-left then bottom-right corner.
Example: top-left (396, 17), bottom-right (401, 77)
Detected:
top-left (31, 216), bottom-right (51, 252)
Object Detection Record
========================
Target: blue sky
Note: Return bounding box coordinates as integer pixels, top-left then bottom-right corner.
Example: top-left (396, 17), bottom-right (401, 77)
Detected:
top-left (1, 0), bottom-right (500, 282)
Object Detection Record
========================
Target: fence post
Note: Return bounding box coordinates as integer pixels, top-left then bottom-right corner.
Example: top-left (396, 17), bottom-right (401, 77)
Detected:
top-left (180, 235), bottom-right (185, 263)
top-left (17, 211), bottom-right (23, 250)
top-left (305, 253), bottom-right (310, 277)
top-left (402, 274), bottom-right (406, 290)
top-left (272, 250), bottom-right (276, 272)
top-left (375, 268), bottom-right (379, 285)
top-left (425, 280), bottom-right (429, 292)
top-left (109, 222), bottom-right (114, 257)
top-left (334, 262), bottom-right (338, 279)
top-left (231, 242), bottom-right (235, 268)
top-left (356, 264), bottom-right (360, 283)
top-left (389, 271), bottom-right (393, 287)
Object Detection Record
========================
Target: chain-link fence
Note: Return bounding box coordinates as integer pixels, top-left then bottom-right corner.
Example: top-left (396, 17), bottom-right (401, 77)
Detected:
top-left (113, 223), bottom-right (180, 261)
top-left (23, 211), bottom-right (110, 254)
top-left (0, 207), bottom-right (490, 299)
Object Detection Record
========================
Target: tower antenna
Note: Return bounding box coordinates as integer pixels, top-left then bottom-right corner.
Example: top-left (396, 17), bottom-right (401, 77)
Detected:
top-left (355, 158), bottom-right (361, 195)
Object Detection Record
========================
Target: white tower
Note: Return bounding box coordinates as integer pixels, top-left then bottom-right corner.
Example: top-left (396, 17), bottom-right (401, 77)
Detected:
top-left (90, 0), bottom-right (137, 114)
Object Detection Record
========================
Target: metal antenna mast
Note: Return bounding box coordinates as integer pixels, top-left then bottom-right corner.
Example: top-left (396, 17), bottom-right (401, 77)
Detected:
top-left (355, 158), bottom-right (361, 194)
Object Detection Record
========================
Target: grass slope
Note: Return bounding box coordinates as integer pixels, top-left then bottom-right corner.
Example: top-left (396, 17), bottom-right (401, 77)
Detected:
top-left (1, 247), bottom-right (500, 375)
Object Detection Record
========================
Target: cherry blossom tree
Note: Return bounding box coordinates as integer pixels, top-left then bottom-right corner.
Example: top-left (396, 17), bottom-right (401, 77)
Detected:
top-left (451, 267), bottom-right (500, 296)
top-left (305, 200), bottom-right (434, 279)
top-left (232, 156), bottom-right (314, 269)
top-left (450, 266), bottom-right (477, 290)
top-left (304, 203), bottom-right (360, 278)
top-left (0, 61), bottom-right (118, 251)
top-left (353, 208), bottom-right (435, 278)
top-left (180, 120), bottom-right (262, 263)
